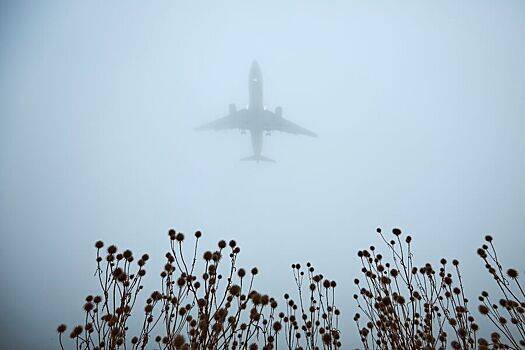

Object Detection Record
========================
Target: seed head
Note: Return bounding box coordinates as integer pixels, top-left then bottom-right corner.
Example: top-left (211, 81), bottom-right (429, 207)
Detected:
top-left (477, 248), bottom-right (487, 258)
top-left (123, 249), bottom-right (132, 259)
top-left (507, 269), bottom-right (519, 279)
top-left (478, 305), bottom-right (489, 315)
top-left (172, 334), bottom-right (185, 349)
top-left (203, 251), bottom-right (212, 261)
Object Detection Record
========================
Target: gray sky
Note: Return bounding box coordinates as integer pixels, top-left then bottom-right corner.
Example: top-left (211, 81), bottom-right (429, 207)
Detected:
top-left (1, 1), bottom-right (524, 348)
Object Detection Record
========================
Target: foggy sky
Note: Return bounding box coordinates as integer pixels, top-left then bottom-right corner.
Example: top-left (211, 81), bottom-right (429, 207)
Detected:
top-left (1, 1), bottom-right (524, 348)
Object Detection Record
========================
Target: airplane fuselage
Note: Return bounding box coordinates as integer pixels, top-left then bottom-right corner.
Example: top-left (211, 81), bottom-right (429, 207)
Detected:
top-left (249, 61), bottom-right (264, 111)
top-left (247, 61), bottom-right (265, 159)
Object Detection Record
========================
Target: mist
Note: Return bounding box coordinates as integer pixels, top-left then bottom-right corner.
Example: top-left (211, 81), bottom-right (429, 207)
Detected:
top-left (1, 1), bottom-right (524, 348)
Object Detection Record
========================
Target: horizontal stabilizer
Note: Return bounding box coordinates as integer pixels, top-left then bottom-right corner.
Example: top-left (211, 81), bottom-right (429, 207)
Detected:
top-left (240, 155), bottom-right (275, 163)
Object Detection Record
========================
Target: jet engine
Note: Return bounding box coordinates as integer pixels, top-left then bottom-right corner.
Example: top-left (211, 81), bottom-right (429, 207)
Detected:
top-left (275, 106), bottom-right (282, 117)
top-left (229, 103), bottom-right (236, 115)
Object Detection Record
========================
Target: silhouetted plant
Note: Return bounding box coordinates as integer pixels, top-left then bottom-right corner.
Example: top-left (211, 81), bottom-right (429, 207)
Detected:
top-left (476, 235), bottom-right (525, 349)
top-left (353, 228), bottom-right (479, 349)
top-left (58, 227), bottom-right (524, 349)
top-left (58, 230), bottom-right (341, 350)
top-left (280, 263), bottom-right (341, 349)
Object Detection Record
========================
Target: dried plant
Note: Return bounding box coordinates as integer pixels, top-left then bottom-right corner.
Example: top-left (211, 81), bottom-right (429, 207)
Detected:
top-left (57, 230), bottom-right (341, 350)
top-left (280, 263), bottom-right (341, 349)
top-left (476, 235), bottom-right (525, 349)
top-left (58, 226), bottom-right (524, 349)
top-left (353, 228), bottom-right (479, 349)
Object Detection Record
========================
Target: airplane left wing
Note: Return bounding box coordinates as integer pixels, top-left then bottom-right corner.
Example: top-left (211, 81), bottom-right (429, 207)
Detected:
top-left (266, 112), bottom-right (317, 137)
top-left (196, 109), bottom-right (248, 131)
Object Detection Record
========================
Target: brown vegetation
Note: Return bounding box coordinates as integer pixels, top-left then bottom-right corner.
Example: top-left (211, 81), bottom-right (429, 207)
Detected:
top-left (57, 228), bottom-right (524, 349)
top-left (57, 230), bottom-right (341, 350)
top-left (475, 235), bottom-right (525, 349)
top-left (353, 229), bottom-right (524, 350)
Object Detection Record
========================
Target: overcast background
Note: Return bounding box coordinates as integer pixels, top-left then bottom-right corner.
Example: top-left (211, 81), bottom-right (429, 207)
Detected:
top-left (1, 1), bottom-right (524, 348)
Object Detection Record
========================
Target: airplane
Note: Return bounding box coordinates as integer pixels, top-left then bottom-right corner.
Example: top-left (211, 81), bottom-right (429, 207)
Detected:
top-left (196, 61), bottom-right (317, 162)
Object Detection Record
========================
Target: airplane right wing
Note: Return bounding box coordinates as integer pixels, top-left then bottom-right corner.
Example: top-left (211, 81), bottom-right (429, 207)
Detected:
top-left (196, 108), bottom-right (248, 131)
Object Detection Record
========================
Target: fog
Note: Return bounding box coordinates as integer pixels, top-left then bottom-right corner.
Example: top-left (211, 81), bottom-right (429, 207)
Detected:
top-left (1, 1), bottom-right (524, 348)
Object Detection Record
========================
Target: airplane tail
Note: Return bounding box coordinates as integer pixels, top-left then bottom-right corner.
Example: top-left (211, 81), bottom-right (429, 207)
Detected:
top-left (240, 155), bottom-right (275, 163)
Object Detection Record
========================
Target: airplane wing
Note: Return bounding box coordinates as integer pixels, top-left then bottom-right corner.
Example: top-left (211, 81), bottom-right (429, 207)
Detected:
top-left (266, 114), bottom-right (317, 137)
top-left (196, 109), bottom-right (248, 131)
